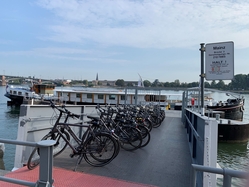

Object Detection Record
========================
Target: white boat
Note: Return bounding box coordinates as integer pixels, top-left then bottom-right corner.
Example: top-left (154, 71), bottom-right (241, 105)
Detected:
top-left (4, 83), bottom-right (56, 105)
top-left (54, 87), bottom-right (172, 106)
top-left (189, 88), bottom-right (245, 121)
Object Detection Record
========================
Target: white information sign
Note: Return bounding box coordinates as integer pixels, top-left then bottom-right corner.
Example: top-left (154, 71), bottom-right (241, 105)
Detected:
top-left (205, 41), bottom-right (234, 80)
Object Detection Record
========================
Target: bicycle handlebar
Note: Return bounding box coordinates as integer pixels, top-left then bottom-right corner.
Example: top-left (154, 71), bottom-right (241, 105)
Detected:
top-left (49, 100), bottom-right (80, 119)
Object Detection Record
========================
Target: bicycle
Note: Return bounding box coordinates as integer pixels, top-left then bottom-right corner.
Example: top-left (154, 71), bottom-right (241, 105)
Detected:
top-left (27, 100), bottom-right (119, 171)
top-left (95, 105), bottom-right (145, 151)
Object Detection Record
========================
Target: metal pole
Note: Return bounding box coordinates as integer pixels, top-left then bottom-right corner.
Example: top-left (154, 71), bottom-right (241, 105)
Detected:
top-left (200, 43), bottom-right (205, 116)
top-left (135, 87), bottom-right (138, 106)
top-left (124, 88), bottom-right (127, 105)
top-left (36, 140), bottom-right (55, 187)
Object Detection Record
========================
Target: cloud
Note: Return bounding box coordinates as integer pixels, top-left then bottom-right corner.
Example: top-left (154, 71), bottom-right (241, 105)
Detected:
top-left (0, 47), bottom-right (130, 65)
top-left (35, 0), bottom-right (249, 49)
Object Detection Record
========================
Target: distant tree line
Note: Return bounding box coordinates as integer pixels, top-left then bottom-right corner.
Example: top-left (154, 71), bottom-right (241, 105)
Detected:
top-left (7, 74), bottom-right (249, 91)
top-left (115, 74), bottom-right (249, 91)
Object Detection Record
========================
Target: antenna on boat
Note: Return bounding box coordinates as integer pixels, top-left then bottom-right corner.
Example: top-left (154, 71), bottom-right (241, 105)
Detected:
top-left (226, 92), bottom-right (240, 99)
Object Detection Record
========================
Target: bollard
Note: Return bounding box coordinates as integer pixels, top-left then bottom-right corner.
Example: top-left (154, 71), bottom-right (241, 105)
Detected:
top-left (35, 140), bottom-right (56, 187)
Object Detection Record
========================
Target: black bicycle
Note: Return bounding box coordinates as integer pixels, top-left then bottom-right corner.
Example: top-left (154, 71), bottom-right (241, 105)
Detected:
top-left (27, 101), bottom-right (119, 171)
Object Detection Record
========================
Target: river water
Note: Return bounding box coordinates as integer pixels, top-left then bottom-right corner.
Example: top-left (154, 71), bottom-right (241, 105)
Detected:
top-left (0, 86), bottom-right (19, 171)
top-left (0, 86), bottom-right (249, 185)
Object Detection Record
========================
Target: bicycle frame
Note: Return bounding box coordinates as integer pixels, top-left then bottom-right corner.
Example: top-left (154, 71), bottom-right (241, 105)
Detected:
top-left (56, 122), bottom-right (99, 154)
top-left (49, 103), bottom-right (98, 155)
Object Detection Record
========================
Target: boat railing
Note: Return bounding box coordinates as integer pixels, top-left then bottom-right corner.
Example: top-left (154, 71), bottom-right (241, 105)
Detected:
top-left (0, 138), bottom-right (55, 187)
top-left (191, 164), bottom-right (248, 187)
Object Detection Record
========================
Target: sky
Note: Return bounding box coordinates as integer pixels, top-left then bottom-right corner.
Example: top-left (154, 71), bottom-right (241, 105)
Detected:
top-left (1, 0), bottom-right (249, 83)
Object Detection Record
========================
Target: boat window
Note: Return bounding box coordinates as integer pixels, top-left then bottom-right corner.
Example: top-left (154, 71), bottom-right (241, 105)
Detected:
top-left (87, 94), bottom-right (92, 99)
top-left (98, 94), bottom-right (104, 99)
top-left (109, 95), bottom-right (116, 100)
top-left (13, 91), bottom-right (17, 94)
top-left (18, 92), bottom-right (22, 95)
top-left (10, 90), bottom-right (12, 94)
top-left (25, 93), bottom-right (29, 96)
top-left (76, 93), bottom-right (81, 98)
top-left (120, 95), bottom-right (126, 100)
top-left (144, 95), bottom-right (157, 102)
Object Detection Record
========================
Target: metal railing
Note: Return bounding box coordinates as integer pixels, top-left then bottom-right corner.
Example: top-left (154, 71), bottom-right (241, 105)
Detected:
top-left (191, 164), bottom-right (249, 187)
top-left (0, 138), bottom-right (55, 187)
top-left (183, 107), bottom-right (219, 186)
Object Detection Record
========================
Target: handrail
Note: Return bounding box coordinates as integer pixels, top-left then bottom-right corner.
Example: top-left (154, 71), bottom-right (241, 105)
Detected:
top-left (192, 164), bottom-right (249, 187)
top-left (0, 138), bottom-right (55, 187)
top-left (184, 113), bottom-right (201, 140)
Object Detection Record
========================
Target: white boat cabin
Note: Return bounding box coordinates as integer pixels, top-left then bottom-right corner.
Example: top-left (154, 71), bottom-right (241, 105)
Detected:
top-left (55, 89), bottom-right (167, 105)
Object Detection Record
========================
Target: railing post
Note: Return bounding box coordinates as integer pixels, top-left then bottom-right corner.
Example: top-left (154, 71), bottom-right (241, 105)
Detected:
top-left (135, 88), bottom-right (138, 106)
top-left (223, 168), bottom-right (232, 187)
top-left (35, 140), bottom-right (55, 187)
top-left (191, 167), bottom-right (197, 187)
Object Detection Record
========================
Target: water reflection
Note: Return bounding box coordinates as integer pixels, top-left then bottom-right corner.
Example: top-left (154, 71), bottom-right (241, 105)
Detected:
top-left (217, 142), bottom-right (249, 187)
top-left (5, 106), bottom-right (20, 114)
top-left (0, 101), bottom-right (19, 171)
top-left (218, 142), bottom-right (249, 171)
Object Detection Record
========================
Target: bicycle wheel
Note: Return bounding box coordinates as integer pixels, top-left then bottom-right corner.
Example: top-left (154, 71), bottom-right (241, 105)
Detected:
top-left (83, 133), bottom-right (118, 167)
top-left (150, 115), bottom-right (162, 128)
top-left (137, 124), bottom-right (150, 148)
top-left (27, 147), bottom-right (40, 170)
top-left (27, 131), bottom-right (70, 170)
top-left (117, 125), bottom-right (142, 151)
top-left (143, 119), bottom-right (152, 132)
top-left (152, 116), bottom-right (162, 128)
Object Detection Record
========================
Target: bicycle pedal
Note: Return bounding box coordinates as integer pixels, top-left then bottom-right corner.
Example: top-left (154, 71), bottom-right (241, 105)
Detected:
top-left (70, 154), bottom-right (74, 158)
top-left (70, 151), bottom-right (77, 158)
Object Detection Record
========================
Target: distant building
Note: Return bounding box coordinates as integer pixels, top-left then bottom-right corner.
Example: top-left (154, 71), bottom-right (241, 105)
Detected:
top-left (63, 80), bottom-right (71, 85)
top-left (99, 80), bottom-right (116, 86)
top-left (1, 75), bottom-right (6, 86)
top-left (124, 81), bottom-right (138, 87)
top-left (92, 73), bottom-right (98, 86)
top-left (91, 73), bottom-right (139, 87)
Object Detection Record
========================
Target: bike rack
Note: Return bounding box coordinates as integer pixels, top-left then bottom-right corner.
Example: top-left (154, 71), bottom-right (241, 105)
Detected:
top-left (0, 138), bottom-right (55, 187)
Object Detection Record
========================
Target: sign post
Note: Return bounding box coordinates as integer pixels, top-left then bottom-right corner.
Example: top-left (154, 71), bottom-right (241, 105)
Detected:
top-left (205, 41), bottom-right (234, 80)
top-left (200, 43), bottom-right (205, 115)
top-left (199, 41), bottom-right (234, 116)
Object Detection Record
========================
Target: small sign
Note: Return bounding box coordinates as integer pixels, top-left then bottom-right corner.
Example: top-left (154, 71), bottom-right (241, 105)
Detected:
top-left (205, 41), bottom-right (234, 80)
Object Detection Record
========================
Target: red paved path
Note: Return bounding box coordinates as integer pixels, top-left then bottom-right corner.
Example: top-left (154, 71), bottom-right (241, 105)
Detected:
top-left (1, 166), bottom-right (157, 187)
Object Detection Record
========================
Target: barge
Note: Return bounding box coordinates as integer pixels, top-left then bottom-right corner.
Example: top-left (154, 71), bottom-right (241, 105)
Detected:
top-left (4, 83), bottom-right (55, 106)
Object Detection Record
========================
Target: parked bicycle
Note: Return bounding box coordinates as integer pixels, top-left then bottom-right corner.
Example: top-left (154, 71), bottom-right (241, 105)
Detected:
top-left (91, 104), bottom-right (152, 150)
top-left (27, 100), bottom-right (119, 171)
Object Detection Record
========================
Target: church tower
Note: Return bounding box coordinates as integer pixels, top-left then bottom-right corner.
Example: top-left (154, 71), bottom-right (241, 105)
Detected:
top-left (95, 73), bottom-right (98, 86)
top-left (1, 75), bottom-right (6, 86)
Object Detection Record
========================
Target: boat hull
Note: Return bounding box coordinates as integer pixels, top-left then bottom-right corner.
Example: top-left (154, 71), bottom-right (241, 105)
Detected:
top-left (218, 120), bottom-right (249, 142)
top-left (207, 101), bottom-right (244, 121)
top-left (4, 93), bottom-right (24, 105)
top-left (4, 84), bottom-right (55, 106)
